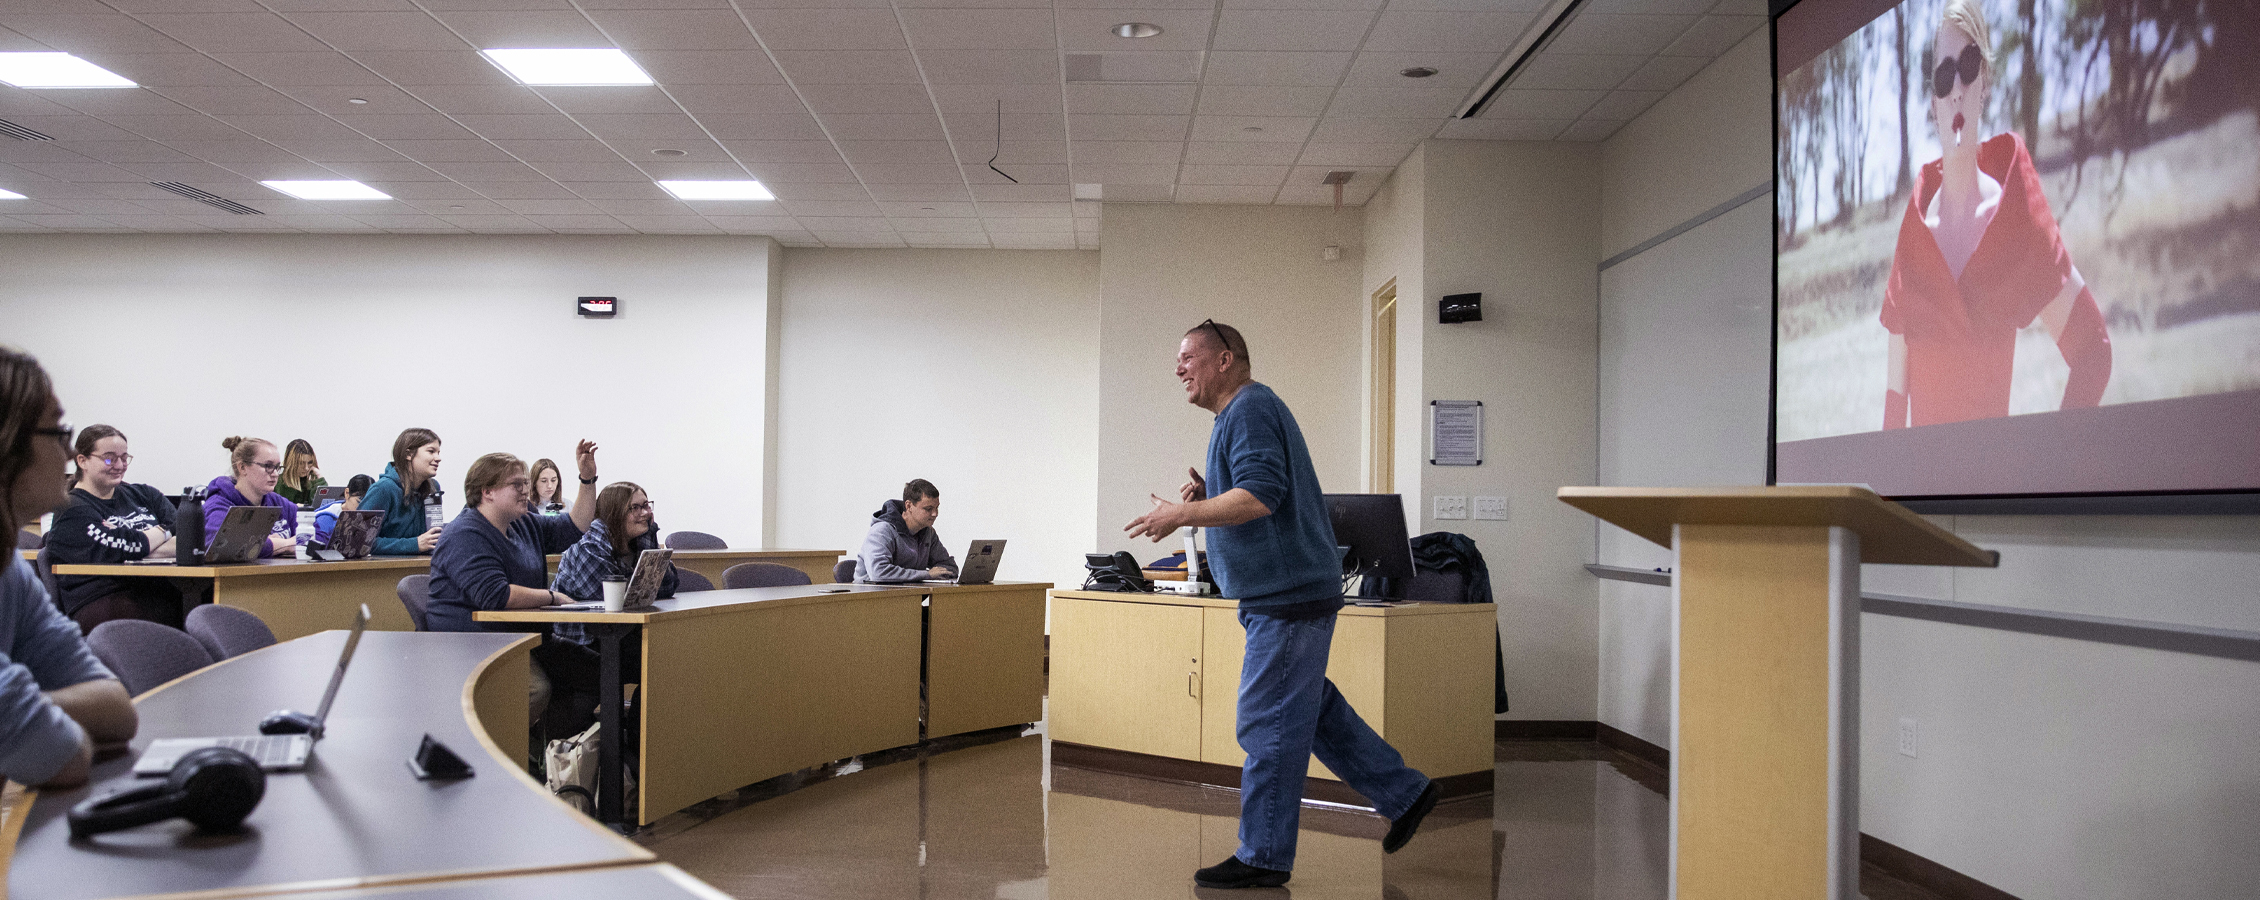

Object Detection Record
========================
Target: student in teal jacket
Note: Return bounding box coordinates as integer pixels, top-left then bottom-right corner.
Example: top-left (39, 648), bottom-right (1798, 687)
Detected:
top-left (359, 428), bottom-right (444, 556)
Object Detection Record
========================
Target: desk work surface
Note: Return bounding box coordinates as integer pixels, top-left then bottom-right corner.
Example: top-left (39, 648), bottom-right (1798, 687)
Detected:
top-left (242, 863), bottom-right (728, 900)
top-left (50, 555), bottom-right (434, 580)
top-left (476, 582), bottom-right (926, 626)
top-left (7, 631), bottom-right (648, 900)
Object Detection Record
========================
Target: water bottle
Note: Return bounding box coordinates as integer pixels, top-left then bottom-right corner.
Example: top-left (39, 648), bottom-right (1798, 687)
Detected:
top-left (294, 516), bottom-right (314, 560)
top-left (174, 488), bottom-right (204, 567)
top-left (423, 487), bottom-right (446, 531)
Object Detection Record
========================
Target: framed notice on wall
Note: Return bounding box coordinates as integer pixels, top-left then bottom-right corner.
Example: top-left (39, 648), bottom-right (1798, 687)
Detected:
top-left (1429, 400), bottom-right (1482, 466)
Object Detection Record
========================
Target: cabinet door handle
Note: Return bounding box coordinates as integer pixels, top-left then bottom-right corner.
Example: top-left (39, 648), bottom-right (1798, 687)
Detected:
top-left (1188, 670), bottom-right (1199, 698)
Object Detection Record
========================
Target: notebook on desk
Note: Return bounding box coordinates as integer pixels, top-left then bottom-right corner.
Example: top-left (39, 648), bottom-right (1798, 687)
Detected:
top-left (133, 605), bottom-right (368, 775)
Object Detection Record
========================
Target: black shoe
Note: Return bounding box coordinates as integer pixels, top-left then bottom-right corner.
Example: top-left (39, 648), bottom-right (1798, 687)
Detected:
top-left (1194, 856), bottom-right (1291, 889)
top-left (1382, 782), bottom-right (1439, 853)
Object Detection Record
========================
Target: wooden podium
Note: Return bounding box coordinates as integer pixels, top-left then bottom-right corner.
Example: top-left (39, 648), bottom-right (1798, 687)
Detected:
top-left (1558, 486), bottom-right (1997, 900)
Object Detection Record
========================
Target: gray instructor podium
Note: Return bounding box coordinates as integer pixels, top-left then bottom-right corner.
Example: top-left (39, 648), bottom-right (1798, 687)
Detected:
top-left (1557, 486), bottom-right (1997, 900)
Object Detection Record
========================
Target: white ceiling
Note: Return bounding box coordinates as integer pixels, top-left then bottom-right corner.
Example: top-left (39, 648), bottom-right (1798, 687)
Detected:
top-left (0, 0), bottom-right (1764, 246)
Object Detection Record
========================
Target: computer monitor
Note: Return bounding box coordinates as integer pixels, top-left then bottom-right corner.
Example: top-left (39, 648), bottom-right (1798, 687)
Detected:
top-left (1324, 494), bottom-right (1415, 599)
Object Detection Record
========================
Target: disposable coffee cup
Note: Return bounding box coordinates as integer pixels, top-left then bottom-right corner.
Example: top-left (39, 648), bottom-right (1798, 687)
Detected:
top-left (601, 576), bottom-right (628, 612)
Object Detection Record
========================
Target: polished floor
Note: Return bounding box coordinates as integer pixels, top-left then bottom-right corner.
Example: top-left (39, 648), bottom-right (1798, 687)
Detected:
top-left (639, 734), bottom-right (1948, 899)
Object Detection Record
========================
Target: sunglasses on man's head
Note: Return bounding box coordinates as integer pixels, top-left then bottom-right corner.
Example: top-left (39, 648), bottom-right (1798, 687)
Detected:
top-left (1932, 44), bottom-right (1983, 99)
top-left (1200, 318), bottom-right (1233, 357)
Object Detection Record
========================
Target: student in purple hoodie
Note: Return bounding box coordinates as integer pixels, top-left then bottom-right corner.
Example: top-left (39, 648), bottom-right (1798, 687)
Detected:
top-left (201, 436), bottom-right (298, 559)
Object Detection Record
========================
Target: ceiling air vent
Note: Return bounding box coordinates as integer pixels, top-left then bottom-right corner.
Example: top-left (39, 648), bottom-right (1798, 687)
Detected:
top-left (0, 119), bottom-right (56, 141)
top-left (150, 182), bottom-right (263, 215)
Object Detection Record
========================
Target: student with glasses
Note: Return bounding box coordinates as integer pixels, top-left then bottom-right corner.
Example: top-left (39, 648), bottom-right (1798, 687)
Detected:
top-left (200, 436), bottom-right (299, 559)
top-left (48, 424), bottom-right (180, 631)
top-left (424, 443), bottom-right (598, 736)
top-left (546, 481), bottom-right (676, 737)
top-left (0, 346), bottom-right (141, 789)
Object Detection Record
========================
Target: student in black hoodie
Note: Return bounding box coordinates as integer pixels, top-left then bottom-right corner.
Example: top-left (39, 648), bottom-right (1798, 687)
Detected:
top-left (47, 425), bottom-right (179, 632)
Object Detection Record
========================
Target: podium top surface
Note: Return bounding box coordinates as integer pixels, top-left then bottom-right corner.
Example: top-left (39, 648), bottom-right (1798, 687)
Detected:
top-left (1557, 485), bottom-right (1998, 568)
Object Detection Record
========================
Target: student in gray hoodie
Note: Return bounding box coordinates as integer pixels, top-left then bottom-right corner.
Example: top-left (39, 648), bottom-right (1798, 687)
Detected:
top-left (854, 479), bottom-right (958, 583)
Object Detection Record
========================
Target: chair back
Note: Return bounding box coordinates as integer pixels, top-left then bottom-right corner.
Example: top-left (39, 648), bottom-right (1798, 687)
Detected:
top-left (396, 574), bottom-right (431, 632)
top-left (16, 529), bottom-right (40, 549)
top-left (832, 558), bottom-right (856, 583)
top-left (185, 604), bottom-right (277, 660)
top-left (723, 562), bottom-right (812, 590)
top-left (32, 546), bottom-right (61, 607)
top-left (663, 531), bottom-right (727, 551)
top-left (88, 620), bottom-right (215, 696)
top-left (674, 568), bottom-right (714, 593)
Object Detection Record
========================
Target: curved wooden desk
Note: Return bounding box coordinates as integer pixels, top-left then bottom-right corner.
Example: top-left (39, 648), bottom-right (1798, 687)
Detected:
top-left (50, 557), bottom-right (432, 640)
top-left (5, 631), bottom-right (654, 899)
top-left (481, 584), bottom-right (926, 827)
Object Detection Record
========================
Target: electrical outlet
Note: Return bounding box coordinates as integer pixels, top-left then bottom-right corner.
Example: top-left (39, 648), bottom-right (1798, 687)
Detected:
top-left (1433, 495), bottom-right (1468, 520)
top-left (1472, 496), bottom-right (1508, 520)
top-left (1896, 717), bottom-right (1918, 758)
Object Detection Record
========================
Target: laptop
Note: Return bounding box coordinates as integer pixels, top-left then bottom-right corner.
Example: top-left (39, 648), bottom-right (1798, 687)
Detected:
top-left (547, 548), bottom-right (674, 610)
top-left (924, 540), bottom-right (1006, 585)
top-left (321, 509), bottom-right (384, 560)
top-left (203, 505), bottom-right (283, 564)
top-left (134, 605), bottom-right (368, 775)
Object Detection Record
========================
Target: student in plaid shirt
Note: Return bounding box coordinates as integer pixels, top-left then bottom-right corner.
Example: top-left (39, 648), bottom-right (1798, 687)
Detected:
top-left (549, 482), bottom-right (677, 682)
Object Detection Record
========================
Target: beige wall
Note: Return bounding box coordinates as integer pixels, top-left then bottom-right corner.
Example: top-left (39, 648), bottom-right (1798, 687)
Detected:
top-left (1598, 31), bottom-right (1773, 260)
top-left (0, 233), bottom-right (776, 543)
top-left (770, 248), bottom-right (1100, 589)
top-left (1422, 140), bottom-right (1602, 723)
top-left (1595, 26), bottom-right (2260, 898)
top-left (1361, 145), bottom-right (1427, 503)
top-left (1093, 203), bottom-right (1365, 562)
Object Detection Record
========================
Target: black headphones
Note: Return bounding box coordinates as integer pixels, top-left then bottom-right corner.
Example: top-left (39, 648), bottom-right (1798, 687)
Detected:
top-left (68, 747), bottom-right (266, 839)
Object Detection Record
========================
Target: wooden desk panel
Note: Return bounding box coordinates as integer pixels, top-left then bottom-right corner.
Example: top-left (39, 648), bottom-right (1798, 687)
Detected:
top-left (1050, 590), bottom-right (1495, 790)
top-left (924, 582), bottom-right (1048, 738)
top-left (7, 632), bottom-right (648, 900)
top-left (52, 557), bottom-right (429, 640)
top-left (484, 584), bottom-right (926, 826)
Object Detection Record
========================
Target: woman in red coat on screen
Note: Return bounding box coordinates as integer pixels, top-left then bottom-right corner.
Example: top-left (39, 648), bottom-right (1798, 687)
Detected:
top-left (1881, 0), bottom-right (2111, 429)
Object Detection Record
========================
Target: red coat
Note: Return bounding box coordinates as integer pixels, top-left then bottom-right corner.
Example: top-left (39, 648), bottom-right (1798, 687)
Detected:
top-left (1881, 132), bottom-right (2109, 427)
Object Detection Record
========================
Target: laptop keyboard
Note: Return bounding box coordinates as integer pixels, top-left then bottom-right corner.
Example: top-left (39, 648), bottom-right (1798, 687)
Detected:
top-left (211, 735), bottom-right (300, 767)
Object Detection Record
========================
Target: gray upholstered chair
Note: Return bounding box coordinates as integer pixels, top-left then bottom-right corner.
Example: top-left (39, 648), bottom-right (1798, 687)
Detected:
top-left (674, 568), bottom-right (714, 593)
top-left (88, 620), bottom-right (214, 696)
top-left (396, 574), bottom-right (431, 632)
top-left (16, 529), bottom-right (40, 549)
top-left (832, 558), bottom-right (857, 583)
top-left (31, 546), bottom-right (60, 607)
top-left (663, 531), bottom-right (727, 551)
top-left (722, 562), bottom-right (811, 589)
top-left (184, 604), bottom-right (277, 660)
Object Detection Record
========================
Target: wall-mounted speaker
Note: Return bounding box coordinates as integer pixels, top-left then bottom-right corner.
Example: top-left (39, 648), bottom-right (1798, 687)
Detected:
top-left (1440, 293), bottom-right (1481, 324)
top-left (578, 297), bottom-right (616, 318)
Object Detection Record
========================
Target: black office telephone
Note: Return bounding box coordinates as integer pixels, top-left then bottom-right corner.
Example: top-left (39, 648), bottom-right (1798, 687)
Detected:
top-left (1082, 552), bottom-right (1153, 593)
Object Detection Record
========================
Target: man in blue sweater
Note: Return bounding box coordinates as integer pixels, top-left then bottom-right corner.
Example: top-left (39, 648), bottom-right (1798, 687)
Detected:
top-left (1126, 320), bottom-right (1438, 889)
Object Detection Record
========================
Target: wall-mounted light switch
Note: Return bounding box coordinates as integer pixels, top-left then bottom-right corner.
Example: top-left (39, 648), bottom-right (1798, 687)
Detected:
top-left (1472, 496), bottom-right (1508, 520)
top-left (1433, 496), bottom-right (1468, 520)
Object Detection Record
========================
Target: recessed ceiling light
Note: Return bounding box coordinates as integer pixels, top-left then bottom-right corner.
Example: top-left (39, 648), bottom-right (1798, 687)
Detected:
top-left (1399, 67), bottom-right (1438, 78)
top-left (657, 180), bottom-right (774, 201)
top-left (651, 148), bottom-right (687, 157)
top-left (348, 97), bottom-right (368, 105)
top-left (0, 187), bottom-right (26, 200)
top-left (479, 49), bottom-right (653, 86)
top-left (1242, 126), bottom-right (1264, 132)
top-left (261, 180), bottom-right (391, 200)
top-left (1111, 23), bottom-right (1163, 39)
top-left (0, 52), bottom-right (138, 89)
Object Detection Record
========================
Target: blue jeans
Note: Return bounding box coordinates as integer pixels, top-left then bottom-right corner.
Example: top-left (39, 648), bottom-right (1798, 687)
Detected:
top-left (1235, 609), bottom-right (1430, 870)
